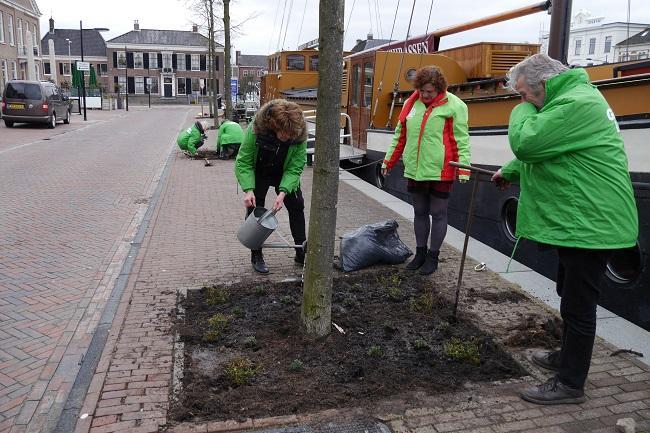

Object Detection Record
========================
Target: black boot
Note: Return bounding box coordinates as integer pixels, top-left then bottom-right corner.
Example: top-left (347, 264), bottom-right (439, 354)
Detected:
top-left (419, 250), bottom-right (439, 275)
top-left (251, 250), bottom-right (269, 274)
top-left (405, 247), bottom-right (427, 270)
top-left (294, 248), bottom-right (305, 265)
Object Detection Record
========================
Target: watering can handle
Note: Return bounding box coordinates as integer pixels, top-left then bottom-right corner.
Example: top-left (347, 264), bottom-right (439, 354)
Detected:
top-left (257, 208), bottom-right (278, 225)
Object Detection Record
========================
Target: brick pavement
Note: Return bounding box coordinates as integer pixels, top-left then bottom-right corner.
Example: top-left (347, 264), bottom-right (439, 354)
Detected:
top-left (0, 107), bottom-right (196, 433)
top-left (71, 149), bottom-right (650, 433)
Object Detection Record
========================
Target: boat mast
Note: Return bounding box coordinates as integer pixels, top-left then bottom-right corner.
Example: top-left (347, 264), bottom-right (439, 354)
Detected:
top-left (547, 0), bottom-right (573, 64)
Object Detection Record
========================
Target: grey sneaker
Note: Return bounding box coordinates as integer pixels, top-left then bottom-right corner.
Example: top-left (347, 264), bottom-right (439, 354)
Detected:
top-left (532, 350), bottom-right (561, 371)
top-left (520, 376), bottom-right (585, 405)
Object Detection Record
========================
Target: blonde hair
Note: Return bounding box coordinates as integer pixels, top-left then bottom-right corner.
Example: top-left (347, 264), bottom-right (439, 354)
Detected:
top-left (254, 99), bottom-right (307, 142)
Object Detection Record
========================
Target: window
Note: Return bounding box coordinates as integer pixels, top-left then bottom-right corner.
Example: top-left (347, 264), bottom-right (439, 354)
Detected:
top-left (1, 60), bottom-right (8, 89)
top-left (286, 54), bottom-right (305, 70)
top-left (191, 54), bottom-right (200, 71)
top-left (574, 39), bottom-right (581, 55)
top-left (11, 61), bottom-right (17, 79)
top-left (351, 64), bottom-right (360, 106)
top-left (98, 63), bottom-right (108, 76)
top-left (43, 61), bottom-right (50, 74)
top-left (363, 62), bottom-right (373, 108)
top-left (118, 75), bottom-right (126, 92)
top-left (17, 18), bottom-right (22, 50)
top-left (134, 52), bottom-right (143, 69)
top-left (310, 55), bottom-right (318, 71)
top-left (135, 76), bottom-right (144, 94)
top-left (162, 52), bottom-right (172, 70)
top-left (148, 52), bottom-right (158, 69)
top-left (176, 53), bottom-right (185, 71)
top-left (0, 12), bottom-right (5, 43)
top-left (588, 38), bottom-right (596, 55)
top-left (8, 15), bottom-right (14, 46)
top-left (604, 36), bottom-right (612, 54)
top-left (148, 77), bottom-right (159, 94)
top-left (177, 77), bottom-right (186, 95)
top-left (32, 24), bottom-right (37, 48)
top-left (243, 69), bottom-right (248, 77)
top-left (117, 51), bottom-right (126, 68)
top-left (35, 63), bottom-right (39, 79)
top-left (62, 62), bottom-right (71, 76)
top-left (191, 77), bottom-right (200, 92)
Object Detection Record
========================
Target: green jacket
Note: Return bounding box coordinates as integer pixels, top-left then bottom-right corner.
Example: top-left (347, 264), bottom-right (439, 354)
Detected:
top-left (234, 123), bottom-right (307, 194)
top-left (217, 121), bottom-right (244, 149)
top-left (383, 91), bottom-right (471, 181)
top-left (501, 68), bottom-right (638, 249)
top-left (177, 124), bottom-right (203, 155)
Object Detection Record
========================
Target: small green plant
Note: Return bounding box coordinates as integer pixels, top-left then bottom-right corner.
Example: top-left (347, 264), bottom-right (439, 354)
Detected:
top-left (409, 293), bottom-right (434, 314)
top-left (387, 286), bottom-right (402, 301)
top-left (413, 338), bottom-right (429, 351)
top-left (280, 295), bottom-right (293, 305)
top-left (368, 345), bottom-right (383, 357)
top-left (378, 273), bottom-right (402, 288)
top-left (243, 335), bottom-right (258, 348)
top-left (350, 283), bottom-right (363, 293)
top-left (232, 306), bottom-right (244, 317)
top-left (224, 357), bottom-right (259, 386)
top-left (202, 313), bottom-right (229, 342)
top-left (254, 285), bottom-right (267, 296)
top-left (206, 286), bottom-right (229, 306)
top-left (288, 359), bottom-right (304, 372)
top-left (435, 321), bottom-right (451, 334)
top-left (343, 296), bottom-right (357, 308)
top-left (443, 337), bottom-right (481, 365)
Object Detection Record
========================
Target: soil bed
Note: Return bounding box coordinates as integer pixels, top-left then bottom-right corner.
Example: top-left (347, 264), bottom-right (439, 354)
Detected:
top-left (172, 270), bottom-right (528, 423)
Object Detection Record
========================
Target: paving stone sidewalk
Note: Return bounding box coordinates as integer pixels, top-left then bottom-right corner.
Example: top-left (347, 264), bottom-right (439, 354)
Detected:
top-left (73, 151), bottom-right (650, 433)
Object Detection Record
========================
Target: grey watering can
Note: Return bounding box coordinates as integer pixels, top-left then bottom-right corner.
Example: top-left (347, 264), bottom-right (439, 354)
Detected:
top-left (237, 207), bottom-right (306, 250)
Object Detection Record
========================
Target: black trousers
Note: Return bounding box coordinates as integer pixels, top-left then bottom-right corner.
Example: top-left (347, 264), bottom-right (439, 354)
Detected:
top-left (556, 247), bottom-right (611, 390)
top-left (246, 178), bottom-right (306, 250)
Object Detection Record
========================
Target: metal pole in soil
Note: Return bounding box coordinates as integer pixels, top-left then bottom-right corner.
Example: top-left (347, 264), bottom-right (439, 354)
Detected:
top-left (80, 20), bottom-right (87, 121)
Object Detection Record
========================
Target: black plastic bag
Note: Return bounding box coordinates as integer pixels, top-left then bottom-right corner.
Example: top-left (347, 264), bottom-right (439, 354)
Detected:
top-left (340, 219), bottom-right (413, 271)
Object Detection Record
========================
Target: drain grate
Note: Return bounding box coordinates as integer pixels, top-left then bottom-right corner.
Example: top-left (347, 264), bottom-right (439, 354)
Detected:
top-left (251, 419), bottom-right (392, 433)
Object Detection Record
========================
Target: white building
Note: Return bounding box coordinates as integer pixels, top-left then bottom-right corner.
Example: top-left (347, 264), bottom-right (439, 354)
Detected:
top-left (540, 10), bottom-right (650, 66)
top-left (615, 27), bottom-right (650, 62)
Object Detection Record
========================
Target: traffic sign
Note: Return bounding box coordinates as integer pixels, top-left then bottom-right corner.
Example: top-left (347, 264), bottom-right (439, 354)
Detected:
top-left (76, 61), bottom-right (90, 71)
top-left (199, 79), bottom-right (205, 89)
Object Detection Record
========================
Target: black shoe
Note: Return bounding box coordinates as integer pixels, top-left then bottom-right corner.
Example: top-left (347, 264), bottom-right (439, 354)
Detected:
top-left (532, 350), bottom-right (561, 371)
top-left (251, 250), bottom-right (269, 274)
top-left (520, 376), bottom-right (585, 405)
top-left (418, 250), bottom-right (439, 275)
top-left (405, 247), bottom-right (427, 270)
top-left (294, 248), bottom-right (305, 265)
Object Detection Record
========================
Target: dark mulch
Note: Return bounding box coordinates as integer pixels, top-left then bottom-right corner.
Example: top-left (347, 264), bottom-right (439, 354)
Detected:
top-left (171, 270), bottom-right (528, 423)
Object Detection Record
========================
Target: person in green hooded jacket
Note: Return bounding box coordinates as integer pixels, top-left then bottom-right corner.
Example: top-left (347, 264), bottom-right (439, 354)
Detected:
top-left (177, 121), bottom-right (207, 156)
top-left (492, 54), bottom-right (639, 405)
top-left (235, 99), bottom-right (308, 273)
top-left (217, 119), bottom-right (244, 160)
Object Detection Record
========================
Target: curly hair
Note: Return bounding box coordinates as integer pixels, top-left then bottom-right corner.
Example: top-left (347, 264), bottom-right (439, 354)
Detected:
top-left (254, 99), bottom-right (307, 142)
top-left (413, 66), bottom-right (447, 93)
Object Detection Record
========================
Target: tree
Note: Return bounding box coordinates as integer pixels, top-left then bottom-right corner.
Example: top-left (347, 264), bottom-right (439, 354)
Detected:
top-left (223, 0), bottom-right (232, 120)
top-left (301, 0), bottom-right (345, 337)
top-left (238, 75), bottom-right (258, 100)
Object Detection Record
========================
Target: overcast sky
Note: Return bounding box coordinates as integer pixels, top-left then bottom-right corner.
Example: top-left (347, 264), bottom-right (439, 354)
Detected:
top-left (38, 0), bottom-right (650, 55)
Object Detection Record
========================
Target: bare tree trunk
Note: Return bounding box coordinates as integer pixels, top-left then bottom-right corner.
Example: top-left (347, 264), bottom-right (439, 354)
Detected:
top-left (207, 0), bottom-right (214, 120)
top-left (301, 0), bottom-right (345, 337)
top-left (223, 0), bottom-right (232, 120)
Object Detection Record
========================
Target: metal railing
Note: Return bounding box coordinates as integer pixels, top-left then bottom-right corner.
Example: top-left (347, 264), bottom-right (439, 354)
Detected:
top-left (302, 110), bottom-right (359, 158)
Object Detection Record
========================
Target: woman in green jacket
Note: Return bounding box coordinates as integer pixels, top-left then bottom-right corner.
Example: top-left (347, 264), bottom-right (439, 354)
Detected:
top-left (217, 120), bottom-right (244, 160)
top-left (492, 54), bottom-right (638, 405)
top-left (382, 66), bottom-right (471, 275)
top-left (176, 121), bottom-right (207, 156)
top-left (235, 99), bottom-right (307, 273)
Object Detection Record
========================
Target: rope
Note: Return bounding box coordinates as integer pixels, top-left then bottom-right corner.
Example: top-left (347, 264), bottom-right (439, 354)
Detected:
top-left (366, 0), bottom-right (374, 37)
top-left (281, 0), bottom-right (295, 50)
top-left (417, 0), bottom-right (435, 71)
top-left (268, 0), bottom-right (282, 53)
top-left (505, 236), bottom-right (521, 273)
top-left (374, 0), bottom-right (383, 39)
top-left (337, 158), bottom-right (383, 172)
top-left (344, 0), bottom-right (358, 40)
top-left (385, 0), bottom-right (418, 128)
top-left (296, 0), bottom-right (309, 48)
top-left (369, 0), bottom-right (402, 128)
top-left (276, 0), bottom-right (289, 51)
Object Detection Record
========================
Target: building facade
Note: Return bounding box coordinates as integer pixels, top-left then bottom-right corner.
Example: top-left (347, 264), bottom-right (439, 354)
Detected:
top-left (615, 27), bottom-right (650, 62)
top-left (40, 18), bottom-right (109, 91)
top-left (235, 51), bottom-right (266, 101)
top-left (106, 21), bottom-right (224, 103)
top-left (540, 10), bottom-right (650, 66)
top-left (0, 0), bottom-right (42, 90)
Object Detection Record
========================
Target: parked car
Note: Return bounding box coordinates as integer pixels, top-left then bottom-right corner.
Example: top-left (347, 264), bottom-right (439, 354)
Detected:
top-left (1, 80), bottom-right (72, 128)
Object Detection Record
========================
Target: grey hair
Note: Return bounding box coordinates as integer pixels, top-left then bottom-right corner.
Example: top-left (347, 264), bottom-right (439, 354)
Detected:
top-left (507, 53), bottom-right (569, 95)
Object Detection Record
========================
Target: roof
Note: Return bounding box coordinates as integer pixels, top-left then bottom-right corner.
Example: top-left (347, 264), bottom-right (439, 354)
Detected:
top-left (350, 38), bottom-right (392, 53)
top-left (108, 29), bottom-right (220, 47)
top-left (4, 0), bottom-right (41, 16)
top-left (616, 28), bottom-right (650, 46)
top-left (280, 88), bottom-right (317, 100)
top-left (238, 54), bottom-right (267, 68)
top-left (41, 29), bottom-right (107, 58)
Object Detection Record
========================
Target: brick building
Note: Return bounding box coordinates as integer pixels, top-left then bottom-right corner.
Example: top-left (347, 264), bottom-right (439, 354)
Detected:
top-left (40, 18), bottom-right (109, 91)
top-left (0, 0), bottom-right (42, 89)
top-left (235, 51), bottom-right (266, 100)
top-left (106, 21), bottom-right (224, 103)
